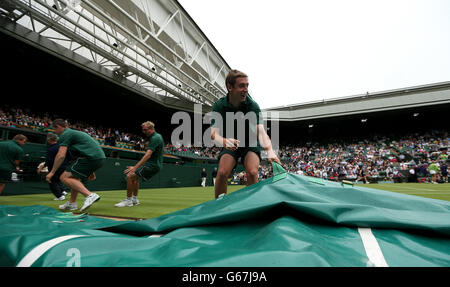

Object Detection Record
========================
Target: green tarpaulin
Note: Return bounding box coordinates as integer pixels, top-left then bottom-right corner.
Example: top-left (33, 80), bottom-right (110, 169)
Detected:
top-left (1, 171), bottom-right (449, 266)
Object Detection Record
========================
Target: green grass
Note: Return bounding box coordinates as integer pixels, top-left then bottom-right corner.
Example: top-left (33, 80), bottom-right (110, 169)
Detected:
top-left (1, 183), bottom-right (449, 220)
top-left (0, 185), bottom-right (245, 219)
top-left (356, 182), bottom-right (450, 201)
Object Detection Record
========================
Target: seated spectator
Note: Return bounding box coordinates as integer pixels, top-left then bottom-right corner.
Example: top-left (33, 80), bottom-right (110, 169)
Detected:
top-left (1, 105), bottom-right (449, 185)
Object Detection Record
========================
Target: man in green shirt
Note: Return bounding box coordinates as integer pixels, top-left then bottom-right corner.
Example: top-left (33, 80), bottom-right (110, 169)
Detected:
top-left (46, 119), bottom-right (106, 212)
top-left (0, 134), bottom-right (27, 195)
top-left (210, 69), bottom-right (281, 198)
top-left (115, 121), bottom-right (164, 207)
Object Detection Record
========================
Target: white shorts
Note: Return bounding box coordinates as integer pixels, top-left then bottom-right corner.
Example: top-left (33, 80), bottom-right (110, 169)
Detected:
top-left (429, 170), bottom-right (436, 175)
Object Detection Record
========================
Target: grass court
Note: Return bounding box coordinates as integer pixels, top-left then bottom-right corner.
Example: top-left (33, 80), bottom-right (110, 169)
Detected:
top-left (1, 183), bottom-right (449, 220)
top-left (360, 183), bottom-right (450, 201)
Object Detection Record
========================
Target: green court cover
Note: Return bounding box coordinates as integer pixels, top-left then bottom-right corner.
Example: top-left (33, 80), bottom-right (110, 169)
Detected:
top-left (1, 172), bottom-right (449, 267)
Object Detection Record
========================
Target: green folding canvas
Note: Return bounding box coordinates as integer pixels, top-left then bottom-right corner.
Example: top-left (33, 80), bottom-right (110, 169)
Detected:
top-left (1, 173), bottom-right (449, 267)
top-left (272, 162), bottom-right (287, 182)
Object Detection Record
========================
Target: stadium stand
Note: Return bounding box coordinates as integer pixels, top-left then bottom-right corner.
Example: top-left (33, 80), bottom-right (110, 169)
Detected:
top-left (2, 105), bottom-right (448, 188)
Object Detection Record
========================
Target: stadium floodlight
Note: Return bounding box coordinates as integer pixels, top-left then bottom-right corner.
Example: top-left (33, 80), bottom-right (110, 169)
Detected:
top-left (413, 113), bottom-right (420, 117)
top-left (361, 119), bottom-right (367, 123)
top-left (113, 65), bottom-right (130, 77)
top-left (308, 124), bottom-right (314, 128)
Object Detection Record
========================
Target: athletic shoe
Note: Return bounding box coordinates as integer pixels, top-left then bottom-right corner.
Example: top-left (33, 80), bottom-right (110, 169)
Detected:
top-left (59, 201), bottom-right (77, 211)
top-left (132, 197), bottom-right (140, 206)
top-left (11, 172), bottom-right (19, 182)
top-left (62, 191), bottom-right (68, 196)
top-left (54, 195), bottom-right (66, 201)
top-left (115, 198), bottom-right (133, 207)
top-left (80, 193), bottom-right (100, 212)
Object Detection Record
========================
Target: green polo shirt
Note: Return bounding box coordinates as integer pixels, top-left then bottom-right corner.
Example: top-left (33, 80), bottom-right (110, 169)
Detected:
top-left (211, 93), bottom-right (263, 147)
top-left (58, 128), bottom-right (106, 160)
top-left (146, 131), bottom-right (164, 169)
top-left (0, 140), bottom-right (24, 171)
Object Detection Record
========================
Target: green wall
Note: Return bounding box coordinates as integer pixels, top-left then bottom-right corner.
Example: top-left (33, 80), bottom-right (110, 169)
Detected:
top-left (0, 127), bottom-right (245, 195)
top-left (3, 157), bottom-right (220, 195)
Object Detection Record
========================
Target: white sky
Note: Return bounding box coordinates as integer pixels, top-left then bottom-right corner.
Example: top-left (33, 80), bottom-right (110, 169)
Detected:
top-left (178, 0), bottom-right (450, 109)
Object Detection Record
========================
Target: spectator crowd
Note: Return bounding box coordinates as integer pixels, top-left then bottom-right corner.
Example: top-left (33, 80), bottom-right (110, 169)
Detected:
top-left (1, 106), bottom-right (147, 150)
top-left (273, 133), bottom-right (448, 184)
top-left (1, 105), bottom-right (448, 184)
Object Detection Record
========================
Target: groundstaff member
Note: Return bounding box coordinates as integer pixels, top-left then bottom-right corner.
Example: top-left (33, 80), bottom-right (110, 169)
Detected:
top-left (0, 134), bottom-right (27, 195)
top-left (115, 121), bottom-right (164, 207)
top-left (46, 119), bottom-right (105, 212)
top-left (210, 69), bottom-right (280, 199)
top-left (37, 133), bottom-right (71, 201)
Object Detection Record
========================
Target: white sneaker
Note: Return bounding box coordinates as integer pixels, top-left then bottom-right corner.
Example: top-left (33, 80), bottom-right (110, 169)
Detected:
top-left (80, 193), bottom-right (100, 212)
top-left (132, 197), bottom-right (140, 206)
top-left (11, 172), bottom-right (18, 182)
top-left (54, 195), bottom-right (66, 201)
top-left (62, 191), bottom-right (68, 196)
top-left (115, 198), bottom-right (133, 207)
top-left (59, 201), bottom-right (77, 211)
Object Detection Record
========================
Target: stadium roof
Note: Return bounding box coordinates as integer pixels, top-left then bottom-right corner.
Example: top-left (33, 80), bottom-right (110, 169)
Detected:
top-left (0, 0), bottom-right (231, 111)
top-left (1, 0), bottom-right (449, 119)
top-left (262, 81), bottom-right (450, 121)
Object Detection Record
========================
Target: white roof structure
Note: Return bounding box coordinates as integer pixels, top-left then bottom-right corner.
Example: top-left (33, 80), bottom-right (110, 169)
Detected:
top-left (1, 0), bottom-right (449, 120)
top-left (0, 0), bottom-right (231, 111)
top-left (263, 81), bottom-right (450, 121)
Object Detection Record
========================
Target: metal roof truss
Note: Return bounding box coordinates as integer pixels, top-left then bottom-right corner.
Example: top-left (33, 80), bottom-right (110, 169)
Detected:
top-left (0, 0), bottom-right (230, 108)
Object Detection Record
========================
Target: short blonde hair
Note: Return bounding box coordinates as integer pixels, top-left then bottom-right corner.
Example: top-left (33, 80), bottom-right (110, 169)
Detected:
top-left (142, 121), bottom-right (155, 129)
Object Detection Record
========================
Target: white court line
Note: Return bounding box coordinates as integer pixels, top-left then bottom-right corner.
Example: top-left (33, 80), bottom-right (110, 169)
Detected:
top-left (357, 228), bottom-right (389, 267)
top-left (16, 235), bottom-right (86, 267)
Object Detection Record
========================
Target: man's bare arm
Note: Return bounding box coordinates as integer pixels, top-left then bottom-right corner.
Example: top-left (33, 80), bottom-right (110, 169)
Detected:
top-left (211, 127), bottom-right (239, 150)
top-left (124, 149), bottom-right (153, 175)
top-left (257, 124), bottom-right (281, 164)
top-left (46, 146), bottom-right (67, 182)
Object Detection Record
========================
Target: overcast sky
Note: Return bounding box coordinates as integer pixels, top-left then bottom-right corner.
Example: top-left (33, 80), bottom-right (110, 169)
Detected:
top-left (178, 0), bottom-right (450, 109)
